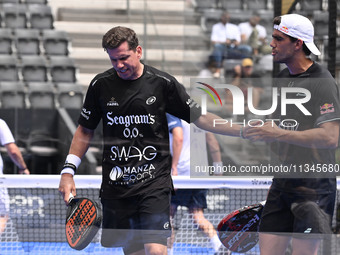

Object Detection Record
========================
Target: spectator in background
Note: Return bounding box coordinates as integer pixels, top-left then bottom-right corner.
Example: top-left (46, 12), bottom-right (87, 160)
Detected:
top-left (239, 12), bottom-right (272, 57)
top-left (166, 113), bottom-right (226, 255)
top-left (0, 118), bottom-right (30, 235)
top-left (210, 11), bottom-right (251, 79)
top-left (197, 57), bottom-right (218, 79)
top-left (225, 58), bottom-right (264, 115)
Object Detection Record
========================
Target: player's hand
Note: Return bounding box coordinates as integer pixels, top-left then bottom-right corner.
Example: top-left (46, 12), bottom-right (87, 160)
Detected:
top-left (59, 173), bottom-right (76, 206)
top-left (171, 166), bottom-right (178, 176)
top-left (18, 168), bottom-right (30, 175)
top-left (245, 121), bottom-right (282, 142)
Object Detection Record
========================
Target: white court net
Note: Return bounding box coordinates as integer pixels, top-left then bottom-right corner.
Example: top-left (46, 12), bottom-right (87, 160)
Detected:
top-left (0, 175), bottom-right (339, 254)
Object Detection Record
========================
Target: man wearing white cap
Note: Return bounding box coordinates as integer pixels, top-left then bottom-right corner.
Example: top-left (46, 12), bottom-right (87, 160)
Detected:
top-left (246, 14), bottom-right (340, 255)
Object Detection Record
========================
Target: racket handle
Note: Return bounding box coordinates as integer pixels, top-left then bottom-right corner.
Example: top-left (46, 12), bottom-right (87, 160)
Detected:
top-left (68, 193), bottom-right (74, 203)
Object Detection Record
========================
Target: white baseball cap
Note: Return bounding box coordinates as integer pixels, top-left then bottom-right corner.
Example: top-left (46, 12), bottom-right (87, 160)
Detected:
top-left (273, 13), bottom-right (321, 55)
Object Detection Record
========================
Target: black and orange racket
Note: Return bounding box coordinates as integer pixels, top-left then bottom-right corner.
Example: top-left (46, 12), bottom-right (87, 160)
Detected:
top-left (217, 201), bottom-right (265, 253)
top-left (65, 194), bottom-right (102, 250)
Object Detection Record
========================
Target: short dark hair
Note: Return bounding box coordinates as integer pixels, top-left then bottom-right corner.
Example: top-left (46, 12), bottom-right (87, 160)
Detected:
top-left (273, 16), bottom-right (311, 56)
top-left (102, 26), bottom-right (139, 51)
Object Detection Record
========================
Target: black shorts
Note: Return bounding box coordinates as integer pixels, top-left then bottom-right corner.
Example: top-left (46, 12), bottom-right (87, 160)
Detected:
top-left (100, 188), bottom-right (171, 254)
top-left (259, 186), bottom-right (336, 238)
top-left (171, 189), bottom-right (208, 209)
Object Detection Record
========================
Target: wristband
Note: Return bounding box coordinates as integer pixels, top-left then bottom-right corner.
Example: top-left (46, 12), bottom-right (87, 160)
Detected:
top-left (65, 154), bottom-right (81, 168)
top-left (240, 126), bottom-right (246, 139)
top-left (60, 168), bottom-right (75, 176)
top-left (61, 154), bottom-right (81, 176)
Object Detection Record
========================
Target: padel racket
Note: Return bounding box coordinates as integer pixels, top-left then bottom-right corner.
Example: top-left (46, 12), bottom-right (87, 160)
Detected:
top-left (65, 194), bottom-right (102, 250)
top-left (217, 201), bottom-right (265, 253)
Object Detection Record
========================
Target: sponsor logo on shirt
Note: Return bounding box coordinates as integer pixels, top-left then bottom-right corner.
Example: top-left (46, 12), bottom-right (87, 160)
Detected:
top-left (107, 97), bottom-right (119, 107)
top-left (186, 98), bottom-right (200, 109)
top-left (108, 163), bottom-right (155, 185)
top-left (320, 103), bottom-right (334, 115)
top-left (146, 96), bottom-right (156, 105)
top-left (108, 145), bottom-right (157, 184)
top-left (81, 108), bottom-right (91, 120)
top-left (106, 113), bottom-right (155, 127)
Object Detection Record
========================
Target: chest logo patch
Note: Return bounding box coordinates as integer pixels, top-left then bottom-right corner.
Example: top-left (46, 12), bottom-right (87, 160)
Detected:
top-left (107, 97), bottom-right (119, 107)
top-left (146, 96), bottom-right (156, 105)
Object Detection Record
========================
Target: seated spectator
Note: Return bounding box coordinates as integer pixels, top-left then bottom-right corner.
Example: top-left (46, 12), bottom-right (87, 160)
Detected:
top-left (197, 58), bottom-right (218, 79)
top-left (238, 12), bottom-right (272, 57)
top-left (225, 58), bottom-right (264, 115)
top-left (210, 11), bottom-right (251, 78)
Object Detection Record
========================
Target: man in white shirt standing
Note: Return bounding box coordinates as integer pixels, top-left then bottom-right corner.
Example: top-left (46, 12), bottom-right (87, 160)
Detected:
top-left (0, 118), bottom-right (30, 235)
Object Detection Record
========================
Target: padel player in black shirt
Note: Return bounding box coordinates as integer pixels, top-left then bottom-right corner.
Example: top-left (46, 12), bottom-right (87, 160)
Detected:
top-left (246, 14), bottom-right (340, 255)
top-left (59, 26), bottom-right (242, 255)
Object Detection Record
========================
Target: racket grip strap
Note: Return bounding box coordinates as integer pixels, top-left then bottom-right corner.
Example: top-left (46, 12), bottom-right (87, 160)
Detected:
top-left (68, 193), bottom-right (74, 202)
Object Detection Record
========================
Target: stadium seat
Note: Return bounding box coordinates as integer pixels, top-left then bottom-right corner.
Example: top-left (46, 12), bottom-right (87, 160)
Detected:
top-left (0, 0), bottom-right (23, 3)
top-left (56, 82), bottom-right (84, 109)
top-left (244, 0), bottom-right (267, 10)
top-left (20, 55), bottom-right (48, 82)
top-left (0, 81), bottom-right (26, 108)
top-left (41, 29), bottom-right (70, 56)
top-left (300, 0), bottom-right (322, 14)
top-left (223, 58), bottom-right (243, 82)
top-left (194, 0), bottom-right (216, 12)
top-left (24, 0), bottom-right (48, 4)
top-left (27, 81), bottom-right (55, 109)
top-left (313, 10), bottom-right (329, 38)
top-left (257, 9), bottom-right (274, 35)
top-left (220, 0), bottom-right (243, 10)
top-left (28, 4), bottom-right (53, 29)
top-left (49, 56), bottom-right (77, 83)
top-left (2, 3), bottom-right (28, 29)
top-left (336, 38), bottom-right (340, 64)
top-left (0, 54), bottom-right (19, 81)
top-left (14, 28), bottom-right (41, 55)
top-left (0, 28), bottom-right (13, 54)
top-left (27, 128), bottom-right (59, 174)
top-left (229, 9), bottom-right (252, 25)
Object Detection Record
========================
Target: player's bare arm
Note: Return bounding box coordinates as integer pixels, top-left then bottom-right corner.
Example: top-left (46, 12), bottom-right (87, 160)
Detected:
top-left (171, 126), bottom-right (183, 176)
top-left (5, 142), bottom-right (29, 174)
top-left (246, 121), bottom-right (339, 149)
top-left (59, 125), bottom-right (94, 204)
top-left (194, 112), bottom-right (241, 137)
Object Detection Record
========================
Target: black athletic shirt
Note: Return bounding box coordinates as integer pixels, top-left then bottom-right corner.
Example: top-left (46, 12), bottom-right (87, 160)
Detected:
top-left (271, 62), bottom-right (340, 194)
top-left (78, 65), bottom-right (202, 199)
